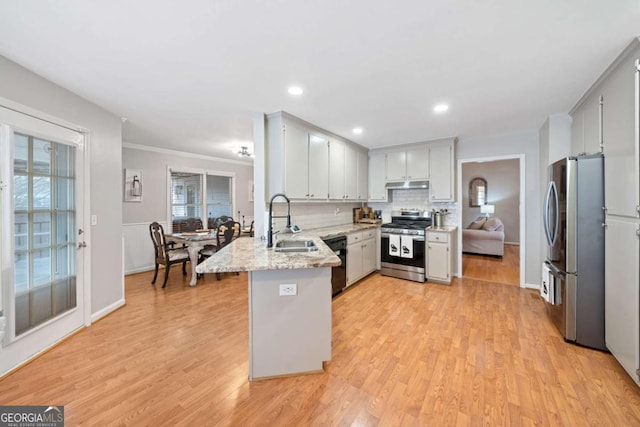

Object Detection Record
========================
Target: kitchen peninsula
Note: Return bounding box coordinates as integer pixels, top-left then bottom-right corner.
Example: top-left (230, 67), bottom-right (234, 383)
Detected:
top-left (196, 224), bottom-right (378, 380)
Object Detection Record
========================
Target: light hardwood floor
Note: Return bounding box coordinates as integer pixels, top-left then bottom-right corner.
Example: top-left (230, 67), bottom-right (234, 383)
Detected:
top-left (1, 267), bottom-right (639, 425)
top-left (462, 244), bottom-right (520, 286)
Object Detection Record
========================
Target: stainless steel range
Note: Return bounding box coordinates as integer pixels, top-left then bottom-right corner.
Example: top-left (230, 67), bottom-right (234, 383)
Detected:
top-left (380, 210), bottom-right (431, 282)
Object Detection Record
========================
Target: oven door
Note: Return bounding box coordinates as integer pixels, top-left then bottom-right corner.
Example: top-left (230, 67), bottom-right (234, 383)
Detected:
top-left (381, 233), bottom-right (425, 268)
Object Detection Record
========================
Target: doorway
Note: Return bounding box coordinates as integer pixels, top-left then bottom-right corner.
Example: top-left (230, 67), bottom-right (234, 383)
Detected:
top-left (457, 155), bottom-right (525, 287)
top-left (0, 105), bottom-right (87, 375)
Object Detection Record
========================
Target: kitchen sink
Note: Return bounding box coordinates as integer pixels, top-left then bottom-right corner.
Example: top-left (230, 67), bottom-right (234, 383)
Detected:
top-left (274, 239), bottom-right (319, 253)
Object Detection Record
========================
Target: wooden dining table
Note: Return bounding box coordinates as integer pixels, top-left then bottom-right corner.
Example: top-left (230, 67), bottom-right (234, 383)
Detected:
top-left (165, 231), bottom-right (218, 286)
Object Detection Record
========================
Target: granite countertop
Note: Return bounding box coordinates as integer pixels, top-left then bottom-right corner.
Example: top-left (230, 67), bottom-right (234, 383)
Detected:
top-left (195, 222), bottom-right (380, 274)
top-left (427, 225), bottom-right (457, 232)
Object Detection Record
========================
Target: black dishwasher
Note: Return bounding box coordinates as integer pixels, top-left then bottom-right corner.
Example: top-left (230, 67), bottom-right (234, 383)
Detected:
top-left (323, 236), bottom-right (347, 296)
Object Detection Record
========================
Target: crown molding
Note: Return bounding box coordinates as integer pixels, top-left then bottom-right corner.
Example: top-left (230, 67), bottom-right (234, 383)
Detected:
top-left (123, 142), bottom-right (253, 166)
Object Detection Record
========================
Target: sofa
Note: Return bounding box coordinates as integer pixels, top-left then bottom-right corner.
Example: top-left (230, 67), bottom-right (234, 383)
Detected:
top-left (462, 216), bottom-right (505, 257)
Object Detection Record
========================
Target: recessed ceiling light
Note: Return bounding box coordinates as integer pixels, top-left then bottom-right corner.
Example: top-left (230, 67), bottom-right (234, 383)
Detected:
top-left (352, 127), bottom-right (363, 134)
top-left (288, 86), bottom-right (304, 96)
top-left (433, 103), bottom-right (449, 113)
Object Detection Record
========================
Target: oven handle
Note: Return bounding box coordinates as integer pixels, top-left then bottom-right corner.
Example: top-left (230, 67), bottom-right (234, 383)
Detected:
top-left (381, 233), bottom-right (425, 242)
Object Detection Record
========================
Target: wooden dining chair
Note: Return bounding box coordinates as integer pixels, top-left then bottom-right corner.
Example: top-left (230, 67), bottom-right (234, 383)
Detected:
top-left (149, 222), bottom-right (190, 288)
top-left (214, 220), bottom-right (241, 280)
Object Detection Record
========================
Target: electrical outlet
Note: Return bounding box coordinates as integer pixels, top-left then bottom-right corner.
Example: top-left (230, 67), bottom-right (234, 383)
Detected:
top-left (279, 284), bottom-right (297, 296)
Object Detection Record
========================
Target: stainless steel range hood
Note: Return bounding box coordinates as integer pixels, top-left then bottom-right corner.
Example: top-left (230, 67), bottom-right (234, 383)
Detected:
top-left (385, 180), bottom-right (429, 190)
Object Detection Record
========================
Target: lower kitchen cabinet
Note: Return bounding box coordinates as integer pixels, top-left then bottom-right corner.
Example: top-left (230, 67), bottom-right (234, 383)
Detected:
top-left (346, 229), bottom-right (378, 286)
top-left (426, 228), bottom-right (456, 284)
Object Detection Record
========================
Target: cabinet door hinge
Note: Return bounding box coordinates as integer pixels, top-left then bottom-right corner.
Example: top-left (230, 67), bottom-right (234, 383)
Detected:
top-left (636, 228), bottom-right (640, 237)
top-left (636, 368), bottom-right (640, 378)
top-left (636, 205), bottom-right (640, 215)
top-left (635, 59), bottom-right (640, 72)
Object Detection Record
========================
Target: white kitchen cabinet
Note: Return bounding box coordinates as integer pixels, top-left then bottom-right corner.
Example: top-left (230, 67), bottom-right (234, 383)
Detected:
top-left (282, 120), bottom-right (309, 199)
top-left (329, 138), bottom-right (360, 201)
top-left (266, 111), bottom-right (366, 202)
top-left (328, 139), bottom-right (345, 200)
top-left (429, 143), bottom-right (455, 202)
top-left (427, 229), bottom-right (455, 284)
top-left (346, 229), bottom-right (377, 286)
top-left (362, 237), bottom-right (377, 276)
top-left (385, 151), bottom-right (406, 181)
top-left (601, 52), bottom-right (639, 218)
top-left (346, 232), bottom-right (364, 286)
top-left (571, 94), bottom-right (602, 156)
top-left (368, 152), bottom-right (387, 201)
top-left (570, 108), bottom-right (584, 156)
top-left (344, 143), bottom-right (358, 200)
top-left (604, 216), bottom-right (639, 385)
top-left (406, 147), bottom-right (429, 180)
top-left (572, 38), bottom-right (640, 387)
top-left (308, 133), bottom-right (329, 200)
top-left (385, 147), bottom-right (429, 181)
top-left (357, 150), bottom-right (368, 201)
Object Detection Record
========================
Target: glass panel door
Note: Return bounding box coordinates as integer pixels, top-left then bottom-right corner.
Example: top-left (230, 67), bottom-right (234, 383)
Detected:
top-left (13, 133), bottom-right (76, 336)
top-left (0, 105), bottom-right (85, 376)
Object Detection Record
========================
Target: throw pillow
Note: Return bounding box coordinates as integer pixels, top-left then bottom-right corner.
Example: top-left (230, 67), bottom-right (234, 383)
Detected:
top-left (482, 217), bottom-right (502, 231)
top-left (467, 217), bottom-right (487, 229)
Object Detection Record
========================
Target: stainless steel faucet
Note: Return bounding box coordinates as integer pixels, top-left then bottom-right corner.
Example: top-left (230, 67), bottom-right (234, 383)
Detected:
top-left (267, 193), bottom-right (291, 248)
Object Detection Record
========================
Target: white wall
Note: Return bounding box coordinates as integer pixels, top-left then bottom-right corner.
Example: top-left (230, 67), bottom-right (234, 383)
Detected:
top-left (457, 130), bottom-right (540, 287)
top-left (0, 55), bottom-right (123, 316)
top-left (122, 145), bottom-right (254, 273)
top-left (461, 159), bottom-right (520, 243)
top-left (122, 145), bottom-right (254, 225)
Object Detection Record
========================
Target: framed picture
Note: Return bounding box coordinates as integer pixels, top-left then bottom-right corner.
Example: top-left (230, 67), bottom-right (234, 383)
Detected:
top-left (248, 180), bottom-right (254, 202)
top-left (124, 168), bottom-right (143, 202)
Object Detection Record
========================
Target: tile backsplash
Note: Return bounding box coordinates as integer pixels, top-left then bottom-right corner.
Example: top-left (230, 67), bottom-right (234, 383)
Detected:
top-left (368, 188), bottom-right (458, 226)
top-left (261, 188), bottom-right (459, 237)
top-left (265, 201), bottom-right (361, 235)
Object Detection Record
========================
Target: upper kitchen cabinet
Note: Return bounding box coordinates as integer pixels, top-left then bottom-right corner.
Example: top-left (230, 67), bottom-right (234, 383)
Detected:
top-left (357, 150), bottom-right (368, 201)
top-left (570, 92), bottom-right (601, 157)
top-left (266, 111), bottom-right (364, 202)
top-left (600, 47), bottom-right (639, 217)
top-left (406, 147), bottom-right (429, 180)
top-left (280, 118), bottom-right (309, 199)
top-left (329, 138), bottom-right (361, 201)
top-left (368, 152), bottom-right (387, 201)
top-left (329, 138), bottom-right (346, 200)
top-left (344, 143), bottom-right (358, 200)
top-left (385, 151), bottom-right (406, 181)
top-left (308, 133), bottom-right (329, 200)
top-left (385, 147), bottom-right (429, 181)
top-left (429, 140), bottom-right (456, 202)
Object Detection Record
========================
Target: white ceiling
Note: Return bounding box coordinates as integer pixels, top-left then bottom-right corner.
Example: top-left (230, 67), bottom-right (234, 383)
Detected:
top-left (0, 1), bottom-right (638, 161)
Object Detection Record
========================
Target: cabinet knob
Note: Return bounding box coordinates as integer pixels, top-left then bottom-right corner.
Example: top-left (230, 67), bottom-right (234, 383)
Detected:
top-left (305, 194), bottom-right (309, 197)
top-left (408, 175), bottom-right (411, 178)
top-left (311, 194), bottom-right (314, 197)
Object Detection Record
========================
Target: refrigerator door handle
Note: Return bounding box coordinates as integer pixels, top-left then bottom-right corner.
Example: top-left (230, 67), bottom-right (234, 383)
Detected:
top-left (550, 181), bottom-right (559, 246)
top-left (544, 181), bottom-right (558, 246)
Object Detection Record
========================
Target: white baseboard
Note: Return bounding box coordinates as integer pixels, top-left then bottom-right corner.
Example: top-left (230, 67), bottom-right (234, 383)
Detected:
top-left (125, 265), bottom-right (156, 275)
top-left (504, 241), bottom-right (520, 246)
top-left (524, 283), bottom-right (540, 290)
top-left (91, 298), bottom-right (125, 323)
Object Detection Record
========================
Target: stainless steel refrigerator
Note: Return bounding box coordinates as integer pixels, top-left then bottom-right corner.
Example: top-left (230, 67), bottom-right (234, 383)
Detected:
top-left (543, 153), bottom-right (606, 350)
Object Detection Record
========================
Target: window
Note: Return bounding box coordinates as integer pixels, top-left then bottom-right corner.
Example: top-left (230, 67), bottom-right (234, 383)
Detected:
top-left (169, 169), bottom-right (234, 230)
top-left (170, 172), bottom-right (202, 219)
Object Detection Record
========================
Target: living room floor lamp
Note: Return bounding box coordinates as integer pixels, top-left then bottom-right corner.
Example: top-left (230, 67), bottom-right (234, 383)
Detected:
top-left (481, 204), bottom-right (495, 217)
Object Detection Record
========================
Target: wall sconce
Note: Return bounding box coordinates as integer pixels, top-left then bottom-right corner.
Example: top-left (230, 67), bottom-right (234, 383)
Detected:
top-left (131, 175), bottom-right (141, 197)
